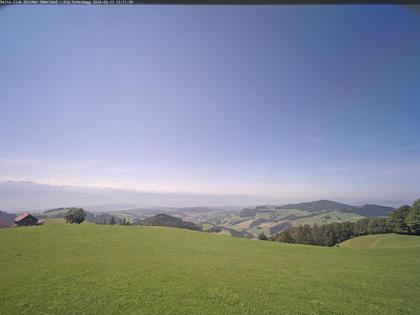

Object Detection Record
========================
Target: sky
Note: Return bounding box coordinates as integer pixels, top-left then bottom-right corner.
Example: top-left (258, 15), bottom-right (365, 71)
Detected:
top-left (0, 5), bottom-right (419, 204)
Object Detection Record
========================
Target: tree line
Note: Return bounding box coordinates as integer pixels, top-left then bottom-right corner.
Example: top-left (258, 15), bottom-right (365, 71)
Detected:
top-left (261, 199), bottom-right (420, 247)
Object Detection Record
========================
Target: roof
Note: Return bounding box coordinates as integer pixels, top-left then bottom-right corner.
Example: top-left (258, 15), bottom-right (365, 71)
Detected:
top-left (14, 213), bottom-right (33, 223)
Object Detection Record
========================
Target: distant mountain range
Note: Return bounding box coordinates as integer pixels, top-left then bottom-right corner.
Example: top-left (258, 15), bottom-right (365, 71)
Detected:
top-left (0, 180), bottom-right (407, 213)
top-left (0, 180), bottom-right (275, 212)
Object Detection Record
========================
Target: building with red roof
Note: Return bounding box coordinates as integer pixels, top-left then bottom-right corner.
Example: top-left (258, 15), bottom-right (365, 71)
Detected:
top-left (14, 213), bottom-right (39, 226)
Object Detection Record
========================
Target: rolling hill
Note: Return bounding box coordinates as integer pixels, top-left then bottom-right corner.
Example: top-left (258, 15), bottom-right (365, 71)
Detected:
top-left (29, 199), bottom-right (396, 238)
top-left (198, 200), bottom-right (395, 238)
top-left (276, 200), bottom-right (394, 217)
top-left (339, 234), bottom-right (420, 249)
top-left (276, 200), bottom-right (352, 212)
top-left (0, 225), bottom-right (419, 314)
top-left (142, 213), bottom-right (201, 231)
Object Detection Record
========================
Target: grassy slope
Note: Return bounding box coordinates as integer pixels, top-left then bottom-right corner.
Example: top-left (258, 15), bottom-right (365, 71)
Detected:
top-left (43, 218), bottom-right (93, 225)
top-left (216, 209), bottom-right (362, 237)
top-left (1, 225), bottom-right (419, 315)
top-left (44, 218), bottom-right (68, 225)
top-left (339, 233), bottom-right (420, 249)
top-left (290, 210), bottom-right (364, 227)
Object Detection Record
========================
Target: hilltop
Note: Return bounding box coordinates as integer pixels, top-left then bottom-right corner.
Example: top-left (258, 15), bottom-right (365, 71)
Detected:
top-left (0, 224), bottom-right (419, 314)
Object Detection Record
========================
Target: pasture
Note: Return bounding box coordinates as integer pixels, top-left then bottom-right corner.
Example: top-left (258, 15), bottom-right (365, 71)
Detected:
top-left (1, 225), bottom-right (419, 314)
top-left (339, 233), bottom-right (420, 249)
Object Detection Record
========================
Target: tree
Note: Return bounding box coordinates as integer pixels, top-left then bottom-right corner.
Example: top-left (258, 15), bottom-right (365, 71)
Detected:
top-left (312, 224), bottom-right (321, 245)
top-left (64, 208), bottom-right (86, 224)
top-left (119, 217), bottom-right (130, 226)
top-left (407, 199), bottom-right (420, 235)
top-left (354, 218), bottom-right (369, 236)
top-left (367, 217), bottom-right (389, 235)
top-left (258, 232), bottom-right (268, 240)
top-left (387, 205), bottom-right (411, 234)
top-left (321, 224), bottom-right (337, 246)
top-left (296, 226), bottom-right (305, 244)
top-left (109, 216), bottom-right (116, 225)
top-left (276, 230), bottom-right (294, 243)
top-left (340, 222), bottom-right (354, 242)
top-left (296, 225), bottom-right (313, 245)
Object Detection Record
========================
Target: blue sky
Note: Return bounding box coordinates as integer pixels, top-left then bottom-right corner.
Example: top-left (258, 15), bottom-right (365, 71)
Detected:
top-left (0, 5), bottom-right (419, 203)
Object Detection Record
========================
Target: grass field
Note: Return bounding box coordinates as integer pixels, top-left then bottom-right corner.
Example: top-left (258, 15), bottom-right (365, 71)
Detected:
top-left (290, 210), bottom-right (364, 227)
top-left (43, 218), bottom-right (92, 225)
top-left (1, 225), bottom-right (419, 314)
top-left (339, 233), bottom-right (420, 249)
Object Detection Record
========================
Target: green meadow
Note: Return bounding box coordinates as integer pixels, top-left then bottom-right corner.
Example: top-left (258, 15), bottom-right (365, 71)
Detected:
top-left (339, 233), bottom-right (420, 249)
top-left (1, 225), bottom-right (419, 315)
top-left (43, 218), bottom-right (92, 225)
top-left (290, 210), bottom-right (364, 227)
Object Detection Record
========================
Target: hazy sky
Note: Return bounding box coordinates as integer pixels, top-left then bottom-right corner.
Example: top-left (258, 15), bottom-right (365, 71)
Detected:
top-left (0, 5), bottom-right (419, 202)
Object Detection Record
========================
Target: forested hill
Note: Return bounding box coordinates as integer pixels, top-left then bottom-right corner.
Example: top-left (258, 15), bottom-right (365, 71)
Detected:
top-left (142, 214), bottom-right (201, 231)
top-left (276, 200), bottom-right (394, 217)
top-left (277, 200), bottom-right (351, 212)
top-left (350, 204), bottom-right (395, 217)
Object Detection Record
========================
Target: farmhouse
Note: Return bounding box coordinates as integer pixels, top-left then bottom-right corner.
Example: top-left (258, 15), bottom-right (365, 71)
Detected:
top-left (14, 213), bottom-right (40, 226)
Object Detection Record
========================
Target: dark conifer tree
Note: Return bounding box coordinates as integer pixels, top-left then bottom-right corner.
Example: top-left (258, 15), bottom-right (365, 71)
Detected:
top-left (277, 230), bottom-right (294, 243)
top-left (258, 232), bottom-right (268, 241)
